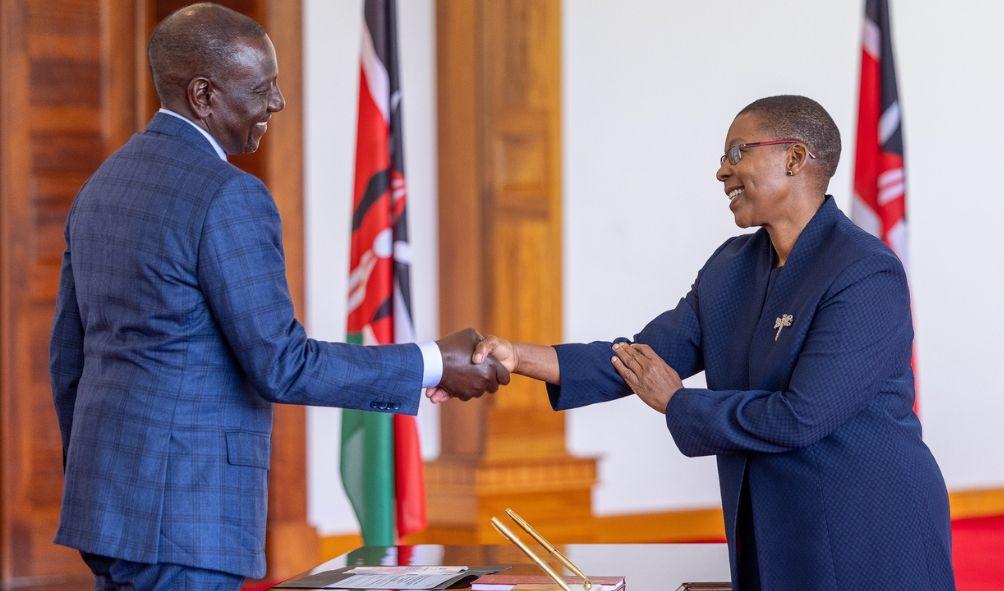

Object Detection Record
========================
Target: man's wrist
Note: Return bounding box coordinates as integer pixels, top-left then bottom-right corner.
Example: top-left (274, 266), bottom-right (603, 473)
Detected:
top-left (417, 341), bottom-right (444, 388)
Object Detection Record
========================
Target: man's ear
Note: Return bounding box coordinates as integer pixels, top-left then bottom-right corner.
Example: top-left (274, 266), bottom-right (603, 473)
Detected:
top-left (187, 77), bottom-right (213, 120)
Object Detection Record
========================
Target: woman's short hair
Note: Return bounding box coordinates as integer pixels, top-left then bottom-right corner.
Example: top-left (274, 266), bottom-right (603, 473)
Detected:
top-left (737, 95), bottom-right (841, 185)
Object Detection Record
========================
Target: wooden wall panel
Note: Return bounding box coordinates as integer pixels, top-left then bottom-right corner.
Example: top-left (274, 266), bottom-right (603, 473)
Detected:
top-left (0, 1), bottom-right (310, 585)
top-left (258, 0), bottom-right (318, 580)
top-left (1, 0), bottom-right (140, 584)
top-left (429, 0), bottom-right (597, 543)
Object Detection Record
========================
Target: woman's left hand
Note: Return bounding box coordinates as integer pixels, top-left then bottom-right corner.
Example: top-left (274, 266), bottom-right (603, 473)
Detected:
top-left (611, 343), bottom-right (683, 414)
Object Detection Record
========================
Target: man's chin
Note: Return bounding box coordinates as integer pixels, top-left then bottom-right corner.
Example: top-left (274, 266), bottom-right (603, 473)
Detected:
top-left (245, 131), bottom-right (268, 153)
top-left (243, 137), bottom-right (262, 153)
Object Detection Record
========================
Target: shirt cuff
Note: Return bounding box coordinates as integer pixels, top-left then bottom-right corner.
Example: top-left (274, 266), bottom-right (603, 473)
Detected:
top-left (417, 340), bottom-right (444, 388)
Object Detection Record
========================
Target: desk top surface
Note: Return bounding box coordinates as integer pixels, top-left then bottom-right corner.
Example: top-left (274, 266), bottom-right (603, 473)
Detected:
top-left (288, 543), bottom-right (731, 590)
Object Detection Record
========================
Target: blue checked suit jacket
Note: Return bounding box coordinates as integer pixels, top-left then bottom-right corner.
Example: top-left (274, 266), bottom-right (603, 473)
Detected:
top-left (49, 113), bottom-right (424, 579)
top-left (547, 197), bottom-right (954, 590)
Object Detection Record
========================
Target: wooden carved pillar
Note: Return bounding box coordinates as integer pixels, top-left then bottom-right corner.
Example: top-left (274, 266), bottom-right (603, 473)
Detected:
top-left (428, 0), bottom-right (596, 543)
top-left (257, 1), bottom-right (319, 580)
top-left (0, 1), bottom-right (143, 585)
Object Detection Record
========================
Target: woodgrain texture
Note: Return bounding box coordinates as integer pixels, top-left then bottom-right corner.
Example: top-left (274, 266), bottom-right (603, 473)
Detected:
top-left (430, 0), bottom-right (597, 543)
top-left (0, 1), bottom-right (310, 585)
top-left (0, 0), bottom-right (141, 585)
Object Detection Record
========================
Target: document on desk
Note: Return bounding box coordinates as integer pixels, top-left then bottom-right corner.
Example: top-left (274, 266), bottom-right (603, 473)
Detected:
top-left (330, 566), bottom-right (467, 589)
top-left (274, 565), bottom-right (508, 589)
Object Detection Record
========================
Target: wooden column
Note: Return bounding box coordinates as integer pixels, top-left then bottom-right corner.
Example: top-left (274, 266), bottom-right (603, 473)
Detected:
top-left (257, 0), bottom-right (319, 580)
top-left (0, 0), bottom-right (143, 585)
top-left (427, 0), bottom-right (597, 543)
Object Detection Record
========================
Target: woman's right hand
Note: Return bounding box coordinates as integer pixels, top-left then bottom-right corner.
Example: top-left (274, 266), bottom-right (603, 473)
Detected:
top-left (472, 335), bottom-right (519, 374)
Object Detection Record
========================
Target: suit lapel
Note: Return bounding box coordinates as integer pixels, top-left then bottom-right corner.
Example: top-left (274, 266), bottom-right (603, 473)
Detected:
top-left (730, 232), bottom-right (775, 390)
top-left (748, 197), bottom-right (841, 387)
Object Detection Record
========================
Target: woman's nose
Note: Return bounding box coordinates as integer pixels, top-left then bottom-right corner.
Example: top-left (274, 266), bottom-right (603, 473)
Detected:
top-left (716, 161), bottom-right (730, 183)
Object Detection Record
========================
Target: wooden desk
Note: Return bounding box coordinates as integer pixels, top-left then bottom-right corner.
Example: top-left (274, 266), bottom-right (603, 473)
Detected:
top-left (283, 544), bottom-right (732, 590)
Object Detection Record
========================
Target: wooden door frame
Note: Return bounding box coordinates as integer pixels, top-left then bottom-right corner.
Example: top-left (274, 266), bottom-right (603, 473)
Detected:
top-left (0, 1), bottom-right (313, 584)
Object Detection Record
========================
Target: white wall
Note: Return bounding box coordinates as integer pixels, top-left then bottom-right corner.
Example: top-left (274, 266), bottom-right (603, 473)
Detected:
top-left (563, 0), bottom-right (1004, 514)
top-left (302, 0), bottom-right (1004, 533)
top-left (303, 0), bottom-right (438, 535)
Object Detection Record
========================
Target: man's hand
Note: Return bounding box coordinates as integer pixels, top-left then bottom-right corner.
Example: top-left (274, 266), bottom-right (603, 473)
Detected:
top-left (611, 342), bottom-right (683, 414)
top-left (431, 328), bottom-right (511, 402)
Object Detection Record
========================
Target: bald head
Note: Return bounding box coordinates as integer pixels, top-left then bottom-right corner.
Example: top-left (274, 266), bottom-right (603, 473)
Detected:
top-left (148, 2), bottom-right (267, 106)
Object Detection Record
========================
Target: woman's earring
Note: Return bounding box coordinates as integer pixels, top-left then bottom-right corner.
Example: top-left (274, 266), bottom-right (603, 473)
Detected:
top-left (786, 169), bottom-right (793, 176)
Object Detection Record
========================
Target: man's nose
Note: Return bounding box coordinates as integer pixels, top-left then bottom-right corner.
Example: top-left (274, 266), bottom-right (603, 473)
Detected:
top-left (270, 84), bottom-right (285, 113)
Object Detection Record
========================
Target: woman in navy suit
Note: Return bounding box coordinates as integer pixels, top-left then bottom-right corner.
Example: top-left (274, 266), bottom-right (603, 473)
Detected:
top-left (434, 96), bottom-right (955, 590)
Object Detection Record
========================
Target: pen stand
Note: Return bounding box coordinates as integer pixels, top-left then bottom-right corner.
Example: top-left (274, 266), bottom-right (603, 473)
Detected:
top-left (490, 508), bottom-right (593, 591)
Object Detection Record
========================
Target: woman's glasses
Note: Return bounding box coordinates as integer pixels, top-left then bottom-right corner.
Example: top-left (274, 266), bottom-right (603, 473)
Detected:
top-left (720, 138), bottom-right (817, 166)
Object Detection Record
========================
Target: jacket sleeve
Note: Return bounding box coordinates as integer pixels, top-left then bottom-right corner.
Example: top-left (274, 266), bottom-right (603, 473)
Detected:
top-left (49, 224), bottom-right (84, 464)
top-left (666, 252), bottom-right (912, 456)
top-left (197, 174), bottom-right (423, 414)
top-left (546, 279), bottom-right (705, 411)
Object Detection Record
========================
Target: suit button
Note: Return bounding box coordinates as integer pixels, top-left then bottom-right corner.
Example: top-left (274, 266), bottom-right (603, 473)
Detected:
top-left (369, 401), bottom-right (380, 409)
top-left (390, 403), bottom-right (400, 410)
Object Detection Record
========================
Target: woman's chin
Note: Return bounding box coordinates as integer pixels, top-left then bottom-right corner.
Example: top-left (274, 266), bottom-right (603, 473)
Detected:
top-left (729, 199), bottom-right (758, 228)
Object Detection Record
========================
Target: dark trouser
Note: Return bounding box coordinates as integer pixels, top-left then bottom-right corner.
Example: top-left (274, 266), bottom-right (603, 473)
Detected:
top-left (81, 552), bottom-right (244, 591)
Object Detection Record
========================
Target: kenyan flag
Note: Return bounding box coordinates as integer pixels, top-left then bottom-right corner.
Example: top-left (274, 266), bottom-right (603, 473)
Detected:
top-left (339, 0), bottom-right (426, 545)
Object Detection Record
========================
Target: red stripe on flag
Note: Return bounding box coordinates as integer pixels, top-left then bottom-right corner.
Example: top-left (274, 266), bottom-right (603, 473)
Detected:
top-left (352, 65), bottom-right (390, 207)
top-left (393, 414), bottom-right (427, 537)
top-left (852, 1), bottom-right (917, 414)
top-left (344, 1), bottom-right (427, 542)
top-left (853, 49), bottom-right (881, 210)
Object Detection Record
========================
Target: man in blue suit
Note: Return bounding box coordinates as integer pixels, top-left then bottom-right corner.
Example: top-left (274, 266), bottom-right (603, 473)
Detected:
top-left (49, 4), bottom-right (506, 589)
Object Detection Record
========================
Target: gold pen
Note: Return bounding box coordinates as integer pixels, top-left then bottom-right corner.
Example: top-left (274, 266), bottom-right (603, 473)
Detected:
top-left (491, 517), bottom-right (572, 591)
top-left (490, 511), bottom-right (594, 591)
top-left (505, 508), bottom-right (592, 590)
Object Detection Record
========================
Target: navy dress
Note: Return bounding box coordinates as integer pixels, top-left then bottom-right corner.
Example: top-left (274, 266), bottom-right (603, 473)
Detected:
top-left (547, 197), bottom-right (955, 590)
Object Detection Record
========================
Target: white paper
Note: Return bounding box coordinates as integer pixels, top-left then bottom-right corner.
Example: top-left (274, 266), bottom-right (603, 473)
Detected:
top-left (325, 572), bottom-right (460, 589)
top-left (346, 566), bottom-right (468, 576)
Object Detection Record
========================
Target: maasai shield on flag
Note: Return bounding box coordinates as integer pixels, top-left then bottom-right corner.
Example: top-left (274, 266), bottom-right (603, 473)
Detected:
top-left (339, 0), bottom-right (426, 545)
top-left (852, 0), bottom-right (918, 412)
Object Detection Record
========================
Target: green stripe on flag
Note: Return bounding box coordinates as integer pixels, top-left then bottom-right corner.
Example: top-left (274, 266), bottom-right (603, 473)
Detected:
top-left (339, 331), bottom-right (396, 545)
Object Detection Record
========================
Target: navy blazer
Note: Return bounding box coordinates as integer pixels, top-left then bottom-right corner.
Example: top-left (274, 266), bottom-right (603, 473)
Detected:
top-left (548, 197), bottom-right (954, 590)
top-left (49, 113), bottom-right (424, 578)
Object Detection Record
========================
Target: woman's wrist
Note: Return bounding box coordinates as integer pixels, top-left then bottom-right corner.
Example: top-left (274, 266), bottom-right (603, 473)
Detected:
top-left (511, 342), bottom-right (525, 375)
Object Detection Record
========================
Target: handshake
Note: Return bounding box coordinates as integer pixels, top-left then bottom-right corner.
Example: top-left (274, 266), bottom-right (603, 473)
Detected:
top-left (430, 328), bottom-right (516, 402)
top-left (429, 327), bottom-right (684, 414)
